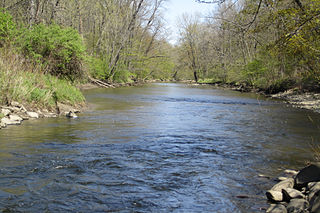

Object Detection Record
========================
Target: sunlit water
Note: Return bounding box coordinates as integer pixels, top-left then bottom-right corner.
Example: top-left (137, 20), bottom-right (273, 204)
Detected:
top-left (0, 83), bottom-right (320, 212)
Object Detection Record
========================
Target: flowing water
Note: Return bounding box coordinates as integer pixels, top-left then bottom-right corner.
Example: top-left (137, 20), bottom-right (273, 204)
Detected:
top-left (0, 83), bottom-right (320, 212)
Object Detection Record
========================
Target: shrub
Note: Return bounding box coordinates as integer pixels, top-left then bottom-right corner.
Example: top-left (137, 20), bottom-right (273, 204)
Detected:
top-left (18, 24), bottom-right (86, 81)
top-left (0, 51), bottom-right (85, 109)
top-left (241, 59), bottom-right (267, 87)
top-left (87, 56), bottom-right (109, 80)
top-left (0, 9), bottom-right (16, 46)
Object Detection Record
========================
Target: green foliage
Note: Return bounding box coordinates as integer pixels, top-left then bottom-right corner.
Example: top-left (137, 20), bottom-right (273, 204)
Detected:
top-left (0, 9), bottom-right (16, 46)
top-left (241, 59), bottom-right (267, 87)
top-left (112, 67), bottom-right (135, 83)
top-left (0, 50), bottom-right (85, 109)
top-left (18, 24), bottom-right (86, 81)
top-left (87, 56), bottom-right (109, 80)
top-left (0, 70), bottom-right (85, 108)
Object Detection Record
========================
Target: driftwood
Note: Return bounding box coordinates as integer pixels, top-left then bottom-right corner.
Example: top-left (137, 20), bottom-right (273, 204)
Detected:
top-left (88, 77), bottom-right (115, 88)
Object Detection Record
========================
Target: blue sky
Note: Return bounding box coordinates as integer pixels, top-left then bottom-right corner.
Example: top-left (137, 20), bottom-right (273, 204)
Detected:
top-left (163, 0), bottom-right (213, 44)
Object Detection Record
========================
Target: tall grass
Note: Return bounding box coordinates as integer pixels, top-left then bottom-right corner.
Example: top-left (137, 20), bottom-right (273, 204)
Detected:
top-left (0, 49), bottom-right (85, 110)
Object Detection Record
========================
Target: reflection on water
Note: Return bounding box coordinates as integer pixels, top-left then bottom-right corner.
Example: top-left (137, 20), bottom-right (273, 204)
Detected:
top-left (0, 83), bottom-right (320, 212)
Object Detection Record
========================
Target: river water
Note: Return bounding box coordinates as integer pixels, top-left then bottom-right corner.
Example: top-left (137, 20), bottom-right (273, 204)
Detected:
top-left (0, 83), bottom-right (320, 212)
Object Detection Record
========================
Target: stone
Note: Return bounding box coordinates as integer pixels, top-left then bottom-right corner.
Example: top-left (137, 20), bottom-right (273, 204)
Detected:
top-left (266, 204), bottom-right (287, 213)
top-left (310, 194), bottom-right (320, 213)
top-left (287, 199), bottom-right (309, 213)
top-left (1, 109), bottom-right (11, 116)
top-left (266, 190), bottom-right (283, 202)
top-left (308, 182), bottom-right (320, 191)
top-left (272, 178), bottom-right (295, 192)
top-left (2, 106), bottom-right (19, 112)
top-left (20, 105), bottom-right (27, 112)
top-left (278, 177), bottom-right (289, 181)
top-left (282, 188), bottom-right (305, 202)
top-left (43, 113), bottom-right (58, 118)
top-left (285, 170), bottom-right (299, 176)
top-left (9, 115), bottom-right (23, 122)
top-left (10, 101), bottom-right (21, 107)
top-left (26, 112), bottom-right (39, 119)
top-left (66, 111), bottom-right (78, 118)
top-left (0, 121), bottom-right (6, 128)
top-left (295, 163), bottom-right (320, 189)
top-left (1, 117), bottom-right (21, 125)
top-left (308, 182), bottom-right (320, 201)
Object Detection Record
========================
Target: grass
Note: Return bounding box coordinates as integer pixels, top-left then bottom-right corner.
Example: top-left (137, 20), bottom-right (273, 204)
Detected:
top-left (0, 49), bottom-right (85, 110)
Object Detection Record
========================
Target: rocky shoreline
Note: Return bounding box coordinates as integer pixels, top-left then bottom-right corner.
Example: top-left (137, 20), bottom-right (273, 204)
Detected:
top-left (196, 82), bottom-right (320, 114)
top-left (266, 163), bottom-right (320, 213)
top-left (0, 101), bottom-right (80, 130)
top-left (270, 90), bottom-right (320, 113)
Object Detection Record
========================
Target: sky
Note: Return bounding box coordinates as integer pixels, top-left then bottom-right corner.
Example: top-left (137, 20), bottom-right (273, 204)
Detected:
top-left (163, 0), bottom-right (213, 44)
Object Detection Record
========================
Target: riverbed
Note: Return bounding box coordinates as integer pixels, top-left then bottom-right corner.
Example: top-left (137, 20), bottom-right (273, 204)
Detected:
top-left (0, 83), bottom-right (320, 212)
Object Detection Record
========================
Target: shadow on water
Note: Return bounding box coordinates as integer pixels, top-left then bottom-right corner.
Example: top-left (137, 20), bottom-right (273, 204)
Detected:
top-left (0, 83), bottom-right (320, 212)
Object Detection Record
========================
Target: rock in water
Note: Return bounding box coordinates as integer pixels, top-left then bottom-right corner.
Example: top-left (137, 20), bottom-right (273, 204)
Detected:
top-left (282, 188), bottom-right (305, 202)
top-left (0, 121), bottom-right (6, 128)
top-left (66, 111), bottom-right (78, 118)
top-left (272, 178), bottom-right (295, 191)
top-left (266, 204), bottom-right (287, 213)
top-left (310, 194), bottom-right (320, 213)
top-left (285, 170), bottom-right (299, 176)
top-left (287, 199), bottom-right (309, 213)
top-left (295, 163), bottom-right (320, 189)
top-left (27, 112), bottom-right (39, 119)
top-left (266, 190), bottom-right (283, 202)
top-left (9, 115), bottom-right (23, 122)
top-left (1, 109), bottom-right (11, 116)
top-left (1, 117), bottom-right (21, 125)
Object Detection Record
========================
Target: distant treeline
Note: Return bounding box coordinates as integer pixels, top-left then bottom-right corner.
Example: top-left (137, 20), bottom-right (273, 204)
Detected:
top-left (175, 0), bottom-right (320, 93)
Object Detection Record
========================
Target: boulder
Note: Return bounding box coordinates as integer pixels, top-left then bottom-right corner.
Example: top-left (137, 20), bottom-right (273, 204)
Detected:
top-left (1, 109), bottom-right (11, 116)
top-left (43, 113), bottom-right (58, 118)
top-left (9, 115), bottom-right (23, 122)
top-left (278, 177), bottom-right (289, 181)
top-left (27, 112), bottom-right (39, 119)
top-left (66, 111), bottom-right (78, 118)
top-left (266, 204), bottom-right (287, 213)
top-left (310, 194), bottom-right (320, 213)
top-left (287, 199), bottom-right (309, 213)
top-left (0, 121), bottom-right (6, 128)
top-left (10, 101), bottom-right (21, 108)
top-left (272, 178), bottom-right (295, 192)
top-left (266, 190), bottom-right (283, 202)
top-left (308, 182), bottom-right (320, 191)
top-left (308, 182), bottom-right (320, 202)
top-left (282, 188), bottom-right (305, 202)
top-left (1, 117), bottom-right (21, 125)
top-left (295, 163), bottom-right (320, 189)
top-left (285, 170), bottom-right (299, 176)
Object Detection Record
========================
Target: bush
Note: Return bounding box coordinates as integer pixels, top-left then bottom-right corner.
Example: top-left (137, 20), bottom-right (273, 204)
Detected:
top-left (241, 59), bottom-right (267, 87)
top-left (265, 78), bottom-right (296, 94)
top-left (0, 9), bottom-right (16, 47)
top-left (87, 56), bottom-right (109, 80)
top-left (0, 51), bottom-right (85, 109)
top-left (18, 24), bottom-right (86, 81)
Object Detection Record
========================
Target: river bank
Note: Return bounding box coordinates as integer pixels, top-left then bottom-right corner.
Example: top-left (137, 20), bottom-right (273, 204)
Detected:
top-left (0, 81), bottom-right (146, 130)
top-left (0, 101), bottom-right (83, 129)
top-left (195, 82), bottom-right (320, 114)
top-left (265, 163), bottom-right (320, 213)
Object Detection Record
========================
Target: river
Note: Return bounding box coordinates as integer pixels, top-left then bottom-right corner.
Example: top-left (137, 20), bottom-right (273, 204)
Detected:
top-left (0, 83), bottom-right (320, 212)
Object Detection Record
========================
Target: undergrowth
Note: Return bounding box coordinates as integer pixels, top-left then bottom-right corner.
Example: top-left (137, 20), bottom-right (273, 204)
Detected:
top-left (0, 50), bottom-right (85, 109)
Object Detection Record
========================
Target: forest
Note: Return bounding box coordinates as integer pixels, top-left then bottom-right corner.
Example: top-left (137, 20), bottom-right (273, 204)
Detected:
top-left (0, 0), bottom-right (319, 109)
